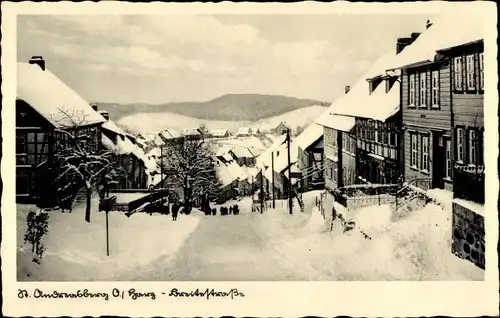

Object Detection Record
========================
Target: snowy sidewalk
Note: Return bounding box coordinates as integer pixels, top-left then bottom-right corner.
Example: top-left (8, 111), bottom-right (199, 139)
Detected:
top-left (17, 203), bottom-right (200, 281)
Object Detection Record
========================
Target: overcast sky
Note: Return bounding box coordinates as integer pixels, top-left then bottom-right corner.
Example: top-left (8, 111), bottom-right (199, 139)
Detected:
top-left (17, 14), bottom-right (439, 104)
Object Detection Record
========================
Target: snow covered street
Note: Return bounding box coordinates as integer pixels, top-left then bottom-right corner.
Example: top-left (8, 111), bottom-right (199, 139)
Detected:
top-left (17, 191), bottom-right (484, 281)
top-left (130, 211), bottom-right (313, 281)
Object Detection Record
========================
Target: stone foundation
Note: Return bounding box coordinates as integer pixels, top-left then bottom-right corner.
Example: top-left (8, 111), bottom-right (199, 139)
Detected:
top-left (451, 202), bottom-right (485, 269)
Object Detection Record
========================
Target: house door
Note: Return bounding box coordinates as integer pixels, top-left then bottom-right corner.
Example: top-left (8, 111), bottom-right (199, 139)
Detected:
top-left (432, 132), bottom-right (445, 189)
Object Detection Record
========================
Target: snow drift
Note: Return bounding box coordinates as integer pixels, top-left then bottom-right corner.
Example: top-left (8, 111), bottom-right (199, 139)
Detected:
top-left (255, 194), bottom-right (484, 281)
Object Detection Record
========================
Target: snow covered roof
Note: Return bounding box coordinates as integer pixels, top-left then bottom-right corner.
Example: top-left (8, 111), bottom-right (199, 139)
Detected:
top-left (17, 62), bottom-right (105, 129)
top-left (102, 120), bottom-right (128, 137)
top-left (256, 137), bottom-right (298, 174)
top-left (387, 11), bottom-right (485, 71)
top-left (216, 158), bottom-right (247, 187)
top-left (255, 135), bottom-right (286, 168)
top-left (294, 119), bottom-right (324, 150)
top-left (210, 128), bottom-right (229, 136)
top-left (182, 128), bottom-right (201, 136)
top-left (237, 127), bottom-right (252, 135)
top-left (101, 134), bottom-right (116, 152)
top-left (283, 162), bottom-right (301, 179)
top-left (317, 51), bottom-right (401, 125)
top-left (146, 147), bottom-right (161, 159)
top-left (316, 114), bottom-right (355, 132)
top-left (222, 153), bottom-right (234, 162)
top-left (230, 146), bottom-right (255, 159)
top-left (333, 81), bottom-right (400, 122)
top-left (159, 128), bottom-right (182, 140)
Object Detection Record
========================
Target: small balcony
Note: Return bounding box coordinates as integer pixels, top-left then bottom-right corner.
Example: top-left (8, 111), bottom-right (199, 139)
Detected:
top-left (453, 165), bottom-right (484, 204)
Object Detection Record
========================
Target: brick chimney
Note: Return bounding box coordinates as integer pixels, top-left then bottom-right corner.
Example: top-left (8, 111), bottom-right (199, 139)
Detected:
top-left (29, 56), bottom-right (45, 71)
top-left (345, 85), bottom-right (351, 94)
top-left (98, 110), bottom-right (109, 121)
top-left (396, 37), bottom-right (414, 54)
top-left (426, 19), bottom-right (433, 29)
top-left (411, 32), bottom-right (421, 41)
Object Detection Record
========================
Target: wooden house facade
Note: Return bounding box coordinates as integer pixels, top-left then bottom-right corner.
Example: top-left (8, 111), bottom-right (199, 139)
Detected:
top-left (295, 120), bottom-right (324, 192)
top-left (393, 18), bottom-right (484, 192)
top-left (400, 54), bottom-right (454, 190)
top-left (16, 59), bottom-right (105, 205)
top-left (297, 137), bottom-right (324, 191)
top-left (273, 122), bottom-right (290, 135)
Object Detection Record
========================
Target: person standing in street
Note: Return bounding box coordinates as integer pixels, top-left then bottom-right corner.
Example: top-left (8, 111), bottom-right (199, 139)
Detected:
top-left (172, 202), bottom-right (179, 221)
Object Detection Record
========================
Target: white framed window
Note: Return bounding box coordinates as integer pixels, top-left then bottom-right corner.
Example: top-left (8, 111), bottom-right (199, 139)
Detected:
top-left (445, 139), bottom-right (452, 179)
top-left (374, 122), bottom-right (379, 143)
top-left (383, 145), bottom-right (389, 157)
top-left (466, 54), bottom-right (476, 90)
top-left (454, 56), bottom-right (463, 91)
top-left (409, 74), bottom-right (416, 106)
top-left (469, 130), bottom-right (477, 165)
top-left (421, 135), bottom-right (429, 172)
top-left (431, 70), bottom-right (440, 107)
top-left (411, 133), bottom-right (418, 167)
top-left (419, 72), bottom-right (427, 107)
top-left (479, 52), bottom-right (484, 91)
top-left (457, 128), bottom-right (464, 163)
top-left (390, 148), bottom-right (397, 160)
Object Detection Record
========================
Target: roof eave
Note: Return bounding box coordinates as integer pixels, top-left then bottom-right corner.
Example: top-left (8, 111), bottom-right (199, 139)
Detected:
top-left (436, 39), bottom-right (484, 54)
top-left (387, 59), bottom-right (434, 72)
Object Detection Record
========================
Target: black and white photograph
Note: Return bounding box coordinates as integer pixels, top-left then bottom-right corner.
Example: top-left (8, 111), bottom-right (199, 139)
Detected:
top-left (2, 1), bottom-right (499, 317)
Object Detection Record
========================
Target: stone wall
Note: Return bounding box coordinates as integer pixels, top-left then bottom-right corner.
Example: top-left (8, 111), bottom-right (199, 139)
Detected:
top-left (452, 202), bottom-right (485, 269)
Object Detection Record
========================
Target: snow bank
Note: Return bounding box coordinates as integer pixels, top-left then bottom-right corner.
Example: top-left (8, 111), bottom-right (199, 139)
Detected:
top-left (17, 202), bottom-right (200, 281)
top-left (254, 199), bottom-right (484, 281)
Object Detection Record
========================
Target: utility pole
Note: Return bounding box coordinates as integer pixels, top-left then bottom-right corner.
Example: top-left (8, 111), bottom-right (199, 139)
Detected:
top-left (251, 175), bottom-right (254, 211)
top-left (287, 129), bottom-right (292, 215)
top-left (160, 143), bottom-right (164, 213)
top-left (260, 168), bottom-right (264, 214)
top-left (271, 152), bottom-right (275, 209)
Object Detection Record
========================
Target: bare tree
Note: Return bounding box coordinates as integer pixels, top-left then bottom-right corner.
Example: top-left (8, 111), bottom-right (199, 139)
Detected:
top-left (51, 107), bottom-right (116, 223)
top-left (161, 136), bottom-right (221, 213)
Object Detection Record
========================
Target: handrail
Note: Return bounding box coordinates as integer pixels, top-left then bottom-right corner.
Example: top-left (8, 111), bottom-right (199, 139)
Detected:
top-left (394, 178), bottom-right (432, 197)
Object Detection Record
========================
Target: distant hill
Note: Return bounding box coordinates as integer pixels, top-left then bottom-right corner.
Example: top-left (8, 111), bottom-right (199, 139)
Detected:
top-left (118, 105), bottom-right (327, 135)
top-left (95, 94), bottom-right (330, 122)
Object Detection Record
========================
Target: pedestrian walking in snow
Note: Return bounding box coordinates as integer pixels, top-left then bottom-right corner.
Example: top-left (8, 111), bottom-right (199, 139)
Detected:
top-left (229, 206), bottom-right (233, 215)
top-left (172, 202), bottom-right (179, 221)
top-left (211, 208), bottom-right (216, 216)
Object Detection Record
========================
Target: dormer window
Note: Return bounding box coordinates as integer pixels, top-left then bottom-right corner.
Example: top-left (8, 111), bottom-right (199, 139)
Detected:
top-left (369, 78), bottom-right (383, 94)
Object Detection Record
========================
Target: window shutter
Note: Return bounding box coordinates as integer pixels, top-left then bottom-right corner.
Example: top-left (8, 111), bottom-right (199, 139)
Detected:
top-left (465, 127), bottom-right (470, 164)
top-left (478, 128), bottom-right (484, 165)
top-left (461, 55), bottom-right (466, 91)
top-left (415, 73), bottom-right (419, 105)
top-left (474, 52), bottom-right (479, 91)
top-left (426, 70), bottom-right (431, 106)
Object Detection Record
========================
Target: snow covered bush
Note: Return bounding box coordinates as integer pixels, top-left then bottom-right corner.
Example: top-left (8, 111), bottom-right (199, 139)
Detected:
top-left (24, 210), bottom-right (50, 263)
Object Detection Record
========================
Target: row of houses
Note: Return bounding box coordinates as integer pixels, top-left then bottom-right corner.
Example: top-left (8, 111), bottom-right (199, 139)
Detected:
top-left (208, 122), bottom-right (290, 139)
top-left (294, 13), bottom-right (485, 219)
top-left (15, 57), bottom-right (161, 204)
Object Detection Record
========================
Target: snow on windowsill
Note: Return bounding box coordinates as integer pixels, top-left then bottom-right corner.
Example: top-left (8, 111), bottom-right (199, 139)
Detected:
top-left (325, 154), bottom-right (338, 162)
top-left (367, 153), bottom-right (385, 161)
